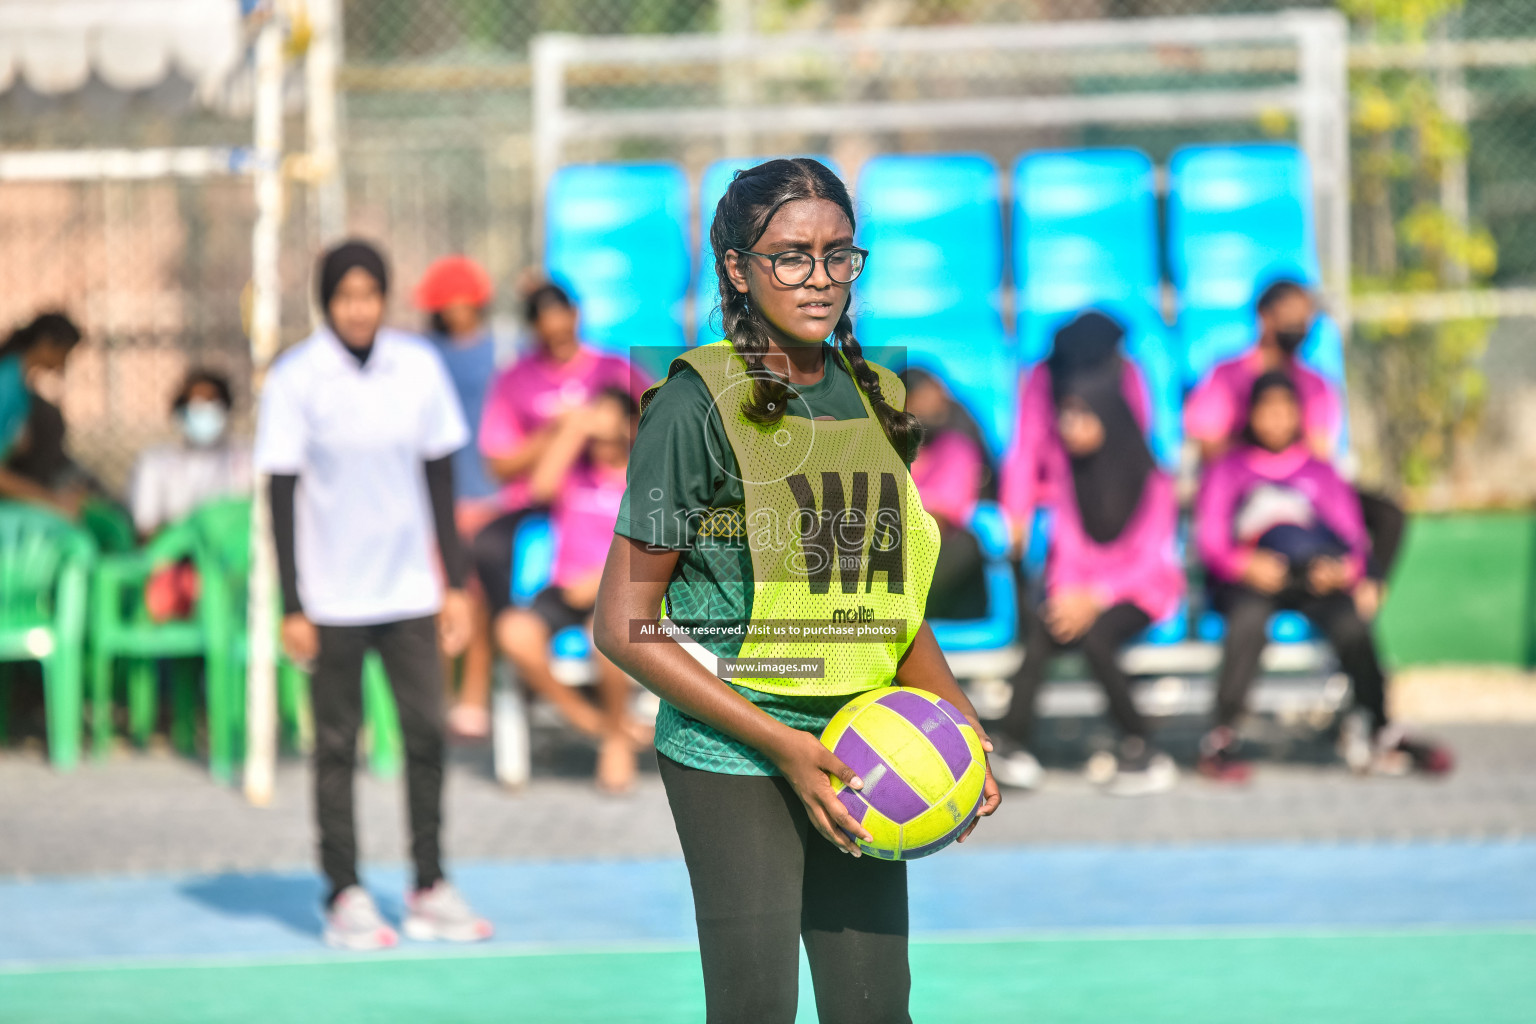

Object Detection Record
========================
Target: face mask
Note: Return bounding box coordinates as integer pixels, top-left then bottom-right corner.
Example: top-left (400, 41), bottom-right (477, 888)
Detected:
top-left (1274, 326), bottom-right (1308, 355)
top-left (181, 401), bottom-right (227, 446)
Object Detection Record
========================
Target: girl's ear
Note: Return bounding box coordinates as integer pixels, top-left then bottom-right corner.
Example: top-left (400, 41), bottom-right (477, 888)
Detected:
top-left (724, 250), bottom-right (751, 295)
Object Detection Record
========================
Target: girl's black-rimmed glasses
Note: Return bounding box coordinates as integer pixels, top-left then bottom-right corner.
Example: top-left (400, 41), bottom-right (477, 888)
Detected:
top-left (734, 246), bottom-right (868, 287)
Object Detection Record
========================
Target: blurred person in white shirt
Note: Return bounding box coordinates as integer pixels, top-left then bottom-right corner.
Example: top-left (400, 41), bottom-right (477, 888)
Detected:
top-left (129, 369), bottom-right (253, 537)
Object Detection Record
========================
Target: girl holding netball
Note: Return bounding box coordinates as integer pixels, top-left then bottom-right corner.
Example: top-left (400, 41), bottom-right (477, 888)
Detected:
top-left (594, 158), bottom-right (1000, 1023)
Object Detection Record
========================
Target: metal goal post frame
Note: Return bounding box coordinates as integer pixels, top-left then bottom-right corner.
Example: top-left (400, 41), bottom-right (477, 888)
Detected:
top-left (530, 10), bottom-right (1351, 324)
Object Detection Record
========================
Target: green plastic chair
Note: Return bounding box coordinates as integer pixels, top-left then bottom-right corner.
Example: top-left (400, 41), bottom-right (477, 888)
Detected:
top-left (193, 498), bottom-right (404, 780)
top-left (90, 510), bottom-right (241, 777)
top-left (194, 498), bottom-right (310, 766)
top-left (80, 499), bottom-right (137, 555)
top-left (0, 504), bottom-right (96, 770)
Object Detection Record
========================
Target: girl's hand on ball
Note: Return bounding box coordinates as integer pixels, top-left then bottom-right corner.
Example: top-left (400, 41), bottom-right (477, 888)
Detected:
top-left (957, 730), bottom-right (1002, 844)
top-left (772, 728), bottom-right (872, 856)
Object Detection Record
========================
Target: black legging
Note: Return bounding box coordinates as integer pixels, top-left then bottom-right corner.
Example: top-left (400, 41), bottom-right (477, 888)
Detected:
top-left (1212, 582), bottom-right (1388, 732)
top-left (470, 506), bottom-right (547, 618)
top-left (1358, 489), bottom-right (1406, 582)
top-left (313, 616), bottom-right (446, 900)
top-left (657, 754), bottom-right (911, 1024)
top-left (998, 600), bottom-right (1151, 747)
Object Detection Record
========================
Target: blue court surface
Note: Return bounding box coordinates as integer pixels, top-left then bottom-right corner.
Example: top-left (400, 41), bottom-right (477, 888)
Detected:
top-left (2, 840), bottom-right (1534, 1022)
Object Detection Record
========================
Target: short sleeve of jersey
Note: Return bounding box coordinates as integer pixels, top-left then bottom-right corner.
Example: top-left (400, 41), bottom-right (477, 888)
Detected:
top-left (478, 367), bottom-right (524, 457)
top-left (0, 357), bottom-right (30, 461)
top-left (417, 344), bottom-right (472, 460)
top-left (254, 355), bottom-right (307, 474)
top-left (614, 367), bottom-right (731, 550)
top-left (1182, 369), bottom-right (1233, 444)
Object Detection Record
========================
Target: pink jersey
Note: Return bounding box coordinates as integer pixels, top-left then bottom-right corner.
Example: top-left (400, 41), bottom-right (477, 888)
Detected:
top-left (1195, 443), bottom-right (1367, 586)
top-left (479, 345), bottom-right (646, 511)
top-left (910, 429), bottom-right (984, 529)
top-left (1043, 464), bottom-right (1184, 624)
top-left (551, 459), bottom-right (627, 589)
top-left (1184, 348), bottom-right (1340, 455)
top-left (998, 359), bottom-right (1152, 534)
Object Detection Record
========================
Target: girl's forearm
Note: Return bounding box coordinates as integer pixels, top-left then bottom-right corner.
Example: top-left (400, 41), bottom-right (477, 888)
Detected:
top-left (484, 423), bottom-right (558, 484)
top-left (602, 631), bottom-right (797, 763)
top-left (894, 621), bottom-right (990, 736)
top-left (0, 467), bottom-right (58, 506)
top-left (527, 423), bottom-right (588, 502)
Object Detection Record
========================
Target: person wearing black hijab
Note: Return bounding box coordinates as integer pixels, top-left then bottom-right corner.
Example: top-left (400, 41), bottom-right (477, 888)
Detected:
top-left (256, 239), bottom-right (493, 950)
top-left (989, 311), bottom-right (1184, 796)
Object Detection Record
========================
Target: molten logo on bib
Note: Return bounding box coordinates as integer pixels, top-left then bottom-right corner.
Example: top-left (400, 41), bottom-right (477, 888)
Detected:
top-left (831, 605), bottom-right (876, 624)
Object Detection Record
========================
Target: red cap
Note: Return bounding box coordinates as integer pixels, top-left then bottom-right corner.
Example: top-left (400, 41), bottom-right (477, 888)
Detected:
top-left (414, 255), bottom-right (493, 311)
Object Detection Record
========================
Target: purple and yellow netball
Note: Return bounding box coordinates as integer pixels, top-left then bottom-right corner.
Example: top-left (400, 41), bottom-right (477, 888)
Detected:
top-left (819, 687), bottom-right (986, 860)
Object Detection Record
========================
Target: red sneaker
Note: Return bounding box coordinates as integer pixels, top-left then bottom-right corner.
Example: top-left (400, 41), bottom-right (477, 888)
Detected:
top-left (1387, 730), bottom-right (1455, 776)
top-left (1197, 727), bottom-right (1253, 785)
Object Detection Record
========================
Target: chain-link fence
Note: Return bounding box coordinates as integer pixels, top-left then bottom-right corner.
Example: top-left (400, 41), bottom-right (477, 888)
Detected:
top-left (3, 0), bottom-right (1535, 501)
top-left (335, 0), bottom-right (1536, 502)
top-left (0, 77), bottom-right (281, 494)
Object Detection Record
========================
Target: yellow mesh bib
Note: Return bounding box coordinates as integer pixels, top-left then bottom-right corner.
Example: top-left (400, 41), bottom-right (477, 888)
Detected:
top-left (666, 341), bottom-right (941, 697)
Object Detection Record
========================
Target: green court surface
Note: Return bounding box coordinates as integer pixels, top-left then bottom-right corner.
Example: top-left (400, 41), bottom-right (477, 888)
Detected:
top-left (3, 929), bottom-right (1531, 1024)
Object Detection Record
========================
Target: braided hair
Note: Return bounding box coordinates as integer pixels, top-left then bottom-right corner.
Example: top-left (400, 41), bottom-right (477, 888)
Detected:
top-left (709, 157), bottom-right (921, 457)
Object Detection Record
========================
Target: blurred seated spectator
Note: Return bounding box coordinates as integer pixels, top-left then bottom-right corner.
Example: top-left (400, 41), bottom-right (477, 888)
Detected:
top-left (0, 312), bottom-right (89, 518)
top-left (416, 256), bottom-right (501, 740)
top-left (130, 369), bottom-right (253, 537)
top-left (1000, 312), bottom-right (1155, 556)
top-left (497, 386), bottom-right (649, 793)
top-left (989, 313), bottom-right (1183, 796)
top-left (1185, 278), bottom-right (1403, 620)
top-left (904, 368), bottom-right (991, 620)
top-left (1194, 371), bottom-right (1451, 783)
top-left (1185, 280), bottom-right (1341, 463)
top-left (468, 283), bottom-right (646, 723)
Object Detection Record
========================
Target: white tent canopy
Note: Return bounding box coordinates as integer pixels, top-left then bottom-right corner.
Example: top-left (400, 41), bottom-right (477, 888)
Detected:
top-left (0, 0), bottom-right (243, 96)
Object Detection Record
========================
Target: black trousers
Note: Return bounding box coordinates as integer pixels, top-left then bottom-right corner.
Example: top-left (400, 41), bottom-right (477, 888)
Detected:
top-left (925, 520), bottom-right (988, 620)
top-left (999, 600), bottom-right (1151, 747)
top-left (313, 616), bottom-right (446, 898)
top-left (1358, 489), bottom-right (1406, 582)
top-left (1212, 583), bottom-right (1388, 732)
top-left (471, 506), bottom-right (546, 618)
top-left (658, 754), bottom-right (912, 1024)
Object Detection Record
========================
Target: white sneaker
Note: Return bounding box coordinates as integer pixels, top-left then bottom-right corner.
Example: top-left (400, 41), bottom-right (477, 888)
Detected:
top-left (323, 886), bottom-right (399, 951)
top-left (1338, 710), bottom-right (1374, 774)
top-left (1107, 751), bottom-right (1178, 797)
top-left (991, 749), bottom-right (1044, 790)
top-left (403, 881), bottom-right (494, 943)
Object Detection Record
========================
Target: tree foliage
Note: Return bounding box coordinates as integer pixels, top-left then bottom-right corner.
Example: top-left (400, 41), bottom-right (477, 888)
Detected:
top-left (1346, 0), bottom-right (1496, 495)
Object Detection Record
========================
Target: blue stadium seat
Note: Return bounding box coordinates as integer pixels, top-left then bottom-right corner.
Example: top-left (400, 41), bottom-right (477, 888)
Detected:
top-left (1013, 149), bottom-right (1162, 367)
top-left (855, 154), bottom-right (1004, 322)
top-left (695, 156), bottom-right (840, 346)
top-left (859, 313), bottom-right (1015, 459)
top-left (510, 513), bottom-right (591, 660)
top-left (851, 159), bottom-right (1018, 658)
top-left (1197, 609), bottom-right (1318, 644)
top-left (1167, 144), bottom-right (1344, 390)
top-left (1141, 600), bottom-right (1189, 645)
top-left (545, 163), bottom-right (690, 375)
top-left (927, 502), bottom-right (1018, 653)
